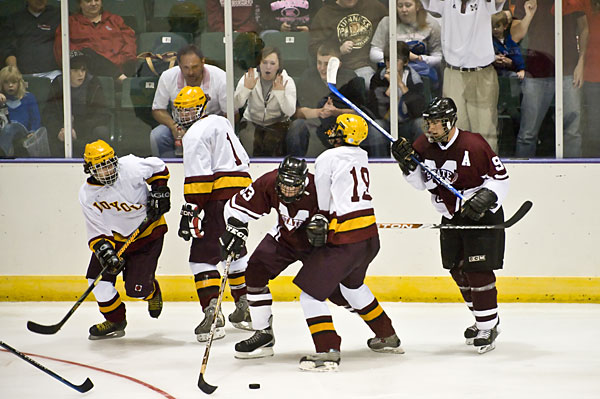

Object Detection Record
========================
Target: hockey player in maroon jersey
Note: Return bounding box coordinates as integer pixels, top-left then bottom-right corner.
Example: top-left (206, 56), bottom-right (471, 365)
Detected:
top-left (79, 139), bottom-right (171, 340)
top-left (293, 114), bottom-right (403, 372)
top-left (391, 97), bottom-right (509, 354)
top-left (174, 86), bottom-right (253, 342)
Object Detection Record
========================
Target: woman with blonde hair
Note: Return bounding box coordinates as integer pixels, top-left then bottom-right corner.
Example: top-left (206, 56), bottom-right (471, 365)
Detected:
top-left (0, 66), bottom-right (46, 157)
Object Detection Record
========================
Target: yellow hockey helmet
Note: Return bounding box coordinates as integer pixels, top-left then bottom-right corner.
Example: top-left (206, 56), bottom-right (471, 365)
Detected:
top-left (172, 86), bottom-right (207, 128)
top-left (83, 140), bottom-right (119, 185)
top-left (327, 114), bottom-right (368, 146)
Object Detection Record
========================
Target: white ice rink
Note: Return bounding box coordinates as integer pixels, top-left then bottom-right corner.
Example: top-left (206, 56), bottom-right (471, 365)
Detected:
top-left (1, 301), bottom-right (599, 398)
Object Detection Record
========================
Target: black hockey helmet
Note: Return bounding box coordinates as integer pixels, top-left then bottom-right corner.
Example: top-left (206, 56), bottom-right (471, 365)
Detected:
top-left (276, 156), bottom-right (308, 203)
top-left (422, 97), bottom-right (458, 143)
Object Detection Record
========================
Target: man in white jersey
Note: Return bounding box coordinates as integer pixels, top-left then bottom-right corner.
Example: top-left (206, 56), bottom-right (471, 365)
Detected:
top-left (293, 114), bottom-right (403, 372)
top-left (391, 97), bottom-right (509, 353)
top-left (174, 86), bottom-right (253, 342)
top-left (420, 0), bottom-right (505, 152)
top-left (79, 139), bottom-right (171, 340)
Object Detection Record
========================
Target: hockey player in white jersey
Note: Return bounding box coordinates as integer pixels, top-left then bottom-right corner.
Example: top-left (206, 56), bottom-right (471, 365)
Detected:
top-left (173, 86), bottom-right (253, 342)
top-left (79, 140), bottom-right (171, 340)
top-left (294, 114), bottom-right (403, 371)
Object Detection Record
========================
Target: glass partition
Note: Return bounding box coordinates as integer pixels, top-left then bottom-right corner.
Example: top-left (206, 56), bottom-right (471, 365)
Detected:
top-left (0, 0), bottom-right (596, 160)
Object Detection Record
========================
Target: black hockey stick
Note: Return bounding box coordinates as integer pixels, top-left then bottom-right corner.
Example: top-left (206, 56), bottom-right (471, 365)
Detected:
top-left (378, 200), bottom-right (533, 230)
top-left (325, 57), bottom-right (466, 201)
top-left (198, 255), bottom-right (233, 395)
top-left (0, 341), bottom-right (94, 393)
top-left (27, 217), bottom-right (152, 335)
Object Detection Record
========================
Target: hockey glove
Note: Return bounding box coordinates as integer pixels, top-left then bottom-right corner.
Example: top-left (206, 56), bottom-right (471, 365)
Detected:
top-left (147, 185), bottom-right (171, 220)
top-left (461, 188), bottom-right (498, 221)
top-left (391, 137), bottom-right (420, 175)
top-left (178, 203), bottom-right (204, 241)
top-left (93, 239), bottom-right (125, 275)
top-left (306, 214), bottom-right (329, 247)
top-left (219, 217), bottom-right (248, 260)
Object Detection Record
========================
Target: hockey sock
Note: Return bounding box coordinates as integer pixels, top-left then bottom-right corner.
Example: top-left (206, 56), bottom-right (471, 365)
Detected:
top-left (144, 280), bottom-right (160, 301)
top-left (466, 271), bottom-right (498, 331)
top-left (300, 291), bottom-right (341, 353)
top-left (340, 284), bottom-right (395, 338)
top-left (450, 267), bottom-right (474, 313)
top-left (228, 270), bottom-right (247, 302)
top-left (194, 270), bottom-right (221, 309)
top-left (247, 286), bottom-right (272, 330)
top-left (98, 293), bottom-right (126, 323)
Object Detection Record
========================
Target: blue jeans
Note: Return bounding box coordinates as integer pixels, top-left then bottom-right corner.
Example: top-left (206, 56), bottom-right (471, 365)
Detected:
top-left (0, 122), bottom-right (28, 157)
top-left (150, 124), bottom-right (175, 158)
top-left (516, 76), bottom-right (582, 158)
top-left (583, 81), bottom-right (600, 158)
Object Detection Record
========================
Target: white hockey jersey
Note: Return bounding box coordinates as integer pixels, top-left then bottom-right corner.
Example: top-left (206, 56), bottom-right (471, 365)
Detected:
top-left (78, 155), bottom-right (169, 251)
top-left (182, 114), bottom-right (251, 208)
top-left (314, 145), bottom-right (378, 245)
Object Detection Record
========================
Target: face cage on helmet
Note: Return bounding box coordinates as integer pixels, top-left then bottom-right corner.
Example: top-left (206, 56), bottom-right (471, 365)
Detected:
top-left (423, 116), bottom-right (455, 143)
top-left (172, 105), bottom-right (203, 129)
top-left (88, 156), bottom-right (119, 185)
top-left (276, 174), bottom-right (306, 203)
top-left (326, 125), bottom-right (346, 145)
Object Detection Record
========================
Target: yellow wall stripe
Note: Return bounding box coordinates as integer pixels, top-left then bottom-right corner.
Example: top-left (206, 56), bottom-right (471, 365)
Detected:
top-left (309, 322), bottom-right (336, 334)
top-left (360, 305), bottom-right (383, 321)
top-left (1, 276), bottom-right (599, 303)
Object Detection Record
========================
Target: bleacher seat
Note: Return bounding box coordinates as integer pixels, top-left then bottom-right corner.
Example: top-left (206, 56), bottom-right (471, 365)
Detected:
top-left (261, 31), bottom-right (310, 77)
top-left (200, 31), bottom-right (240, 70)
top-left (22, 75), bottom-right (52, 115)
top-left (137, 31), bottom-right (193, 54)
top-left (149, 0), bottom-right (206, 33)
top-left (0, 0), bottom-right (24, 18)
top-left (116, 77), bottom-right (159, 156)
top-left (102, 0), bottom-right (147, 33)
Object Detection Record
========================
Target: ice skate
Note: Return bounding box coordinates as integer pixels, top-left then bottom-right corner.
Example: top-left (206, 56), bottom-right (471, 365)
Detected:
top-left (464, 324), bottom-right (478, 345)
top-left (299, 350), bottom-right (340, 372)
top-left (228, 294), bottom-right (252, 330)
top-left (195, 298), bottom-right (225, 342)
top-left (234, 329), bottom-right (275, 359)
top-left (474, 321), bottom-right (501, 354)
top-left (88, 320), bottom-right (127, 340)
top-left (147, 281), bottom-right (163, 319)
top-left (367, 333), bottom-right (405, 354)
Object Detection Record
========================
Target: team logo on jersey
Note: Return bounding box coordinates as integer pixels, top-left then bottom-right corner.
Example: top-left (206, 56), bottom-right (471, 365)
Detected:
top-left (422, 159), bottom-right (458, 188)
top-left (469, 255), bottom-right (486, 263)
top-left (278, 203), bottom-right (309, 231)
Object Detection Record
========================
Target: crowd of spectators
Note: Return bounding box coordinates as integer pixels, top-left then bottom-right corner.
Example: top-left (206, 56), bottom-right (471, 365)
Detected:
top-left (0, 0), bottom-right (596, 159)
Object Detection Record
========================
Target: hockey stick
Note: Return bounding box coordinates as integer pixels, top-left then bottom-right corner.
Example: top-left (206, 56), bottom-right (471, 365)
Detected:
top-left (0, 341), bottom-right (94, 393)
top-left (198, 255), bottom-right (233, 395)
top-left (378, 200), bottom-right (533, 230)
top-left (326, 57), bottom-right (465, 201)
top-left (27, 217), bottom-right (152, 335)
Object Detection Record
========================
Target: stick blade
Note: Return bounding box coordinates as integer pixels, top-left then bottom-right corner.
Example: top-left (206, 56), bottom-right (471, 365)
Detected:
top-left (326, 56), bottom-right (340, 84)
top-left (27, 321), bottom-right (61, 335)
top-left (503, 200), bottom-right (533, 228)
top-left (198, 373), bottom-right (217, 394)
top-left (73, 378), bottom-right (94, 393)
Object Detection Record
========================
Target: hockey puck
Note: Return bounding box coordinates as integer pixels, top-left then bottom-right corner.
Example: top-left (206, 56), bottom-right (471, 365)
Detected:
top-left (249, 383), bottom-right (260, 389)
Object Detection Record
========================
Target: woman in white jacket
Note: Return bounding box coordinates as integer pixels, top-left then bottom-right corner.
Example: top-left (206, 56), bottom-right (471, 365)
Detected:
top-left (234, 46), bottom-right (297, 156)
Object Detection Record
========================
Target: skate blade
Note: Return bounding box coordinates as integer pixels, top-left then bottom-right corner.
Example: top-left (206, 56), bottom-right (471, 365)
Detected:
top-left (230, 320), bottom-right (253, 331)
top-left (298, 360), bottom-right (339, 372)
top-left (476, 342), bottom-right (496, 354)
top-left (196, 327), bottom-right (225, 342)
top-left (465, 338), bottom-right (475, 345)
top-left (88, 330), bottom-right (126, 341)
top-left (234, 346), bottom-right (274, 359)
top-left (370, 345), bottom-right (405, 354)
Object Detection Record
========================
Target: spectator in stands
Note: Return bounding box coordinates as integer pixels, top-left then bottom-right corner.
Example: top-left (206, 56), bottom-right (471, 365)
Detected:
top-left (2, 0), bottom-right (61, 80)
top-left (234, 46), bottom-right (296, 156)
top-left (368, 41), bottom-right (426, 143)
top-left (287, 43), bottom-right (365, 157)
top-left (150, 45), bottom-right (227, 158)
top-left (491, 11), bottom-right (525, 80)
top-left (54, 0), bottom-right (137, 82)
top-left (370, 0), bottom-right (442, 89)
top-left (511, 0), bottom-right (587, 158)
top-left (421, 0), bottom-right (504, 152)
top-left (0, 66), bottom-right (43, 157)
top-left (309, 0), bottom-right (388, 90)
top-left (206, 0), bottom-right (259, 32)
top-left (256, 0), bottom-right (324, 34)
top-left (44, 51), bottom-right (110, 157)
